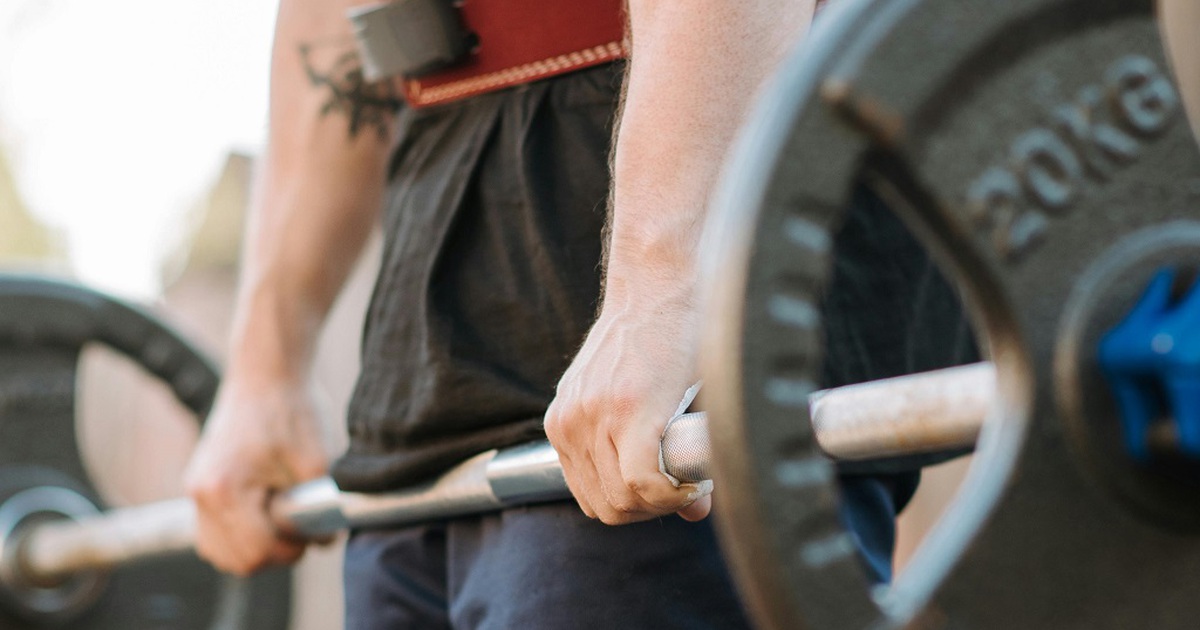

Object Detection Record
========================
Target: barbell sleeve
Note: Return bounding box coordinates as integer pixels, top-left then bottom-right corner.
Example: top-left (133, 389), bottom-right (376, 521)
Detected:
top-left (812, 362), bottom-right (994, 460)
top-left (13, 361), bottom-right (993, 583)
top-left (17, 498), bottom-right (197, 585)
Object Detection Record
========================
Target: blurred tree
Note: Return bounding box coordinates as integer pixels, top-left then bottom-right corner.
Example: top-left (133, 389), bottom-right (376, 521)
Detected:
top-left (173, 152), bottom-right (253, 278)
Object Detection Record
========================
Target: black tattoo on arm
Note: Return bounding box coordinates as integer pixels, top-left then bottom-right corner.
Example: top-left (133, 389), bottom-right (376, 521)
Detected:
top-left (299, 42), bottom-right (403, 140)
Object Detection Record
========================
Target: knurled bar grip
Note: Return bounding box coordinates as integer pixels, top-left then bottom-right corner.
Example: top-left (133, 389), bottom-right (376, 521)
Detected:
top-left (811, 362), bottom-right (994, 459)
top-left (13, 362), bottom-right (992, 583)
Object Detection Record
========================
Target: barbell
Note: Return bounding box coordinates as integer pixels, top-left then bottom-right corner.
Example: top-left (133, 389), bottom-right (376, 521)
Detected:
top-left (1, 0), bottom-right (1199, 627)
top-left (0, 275), bottom-right (988, 627)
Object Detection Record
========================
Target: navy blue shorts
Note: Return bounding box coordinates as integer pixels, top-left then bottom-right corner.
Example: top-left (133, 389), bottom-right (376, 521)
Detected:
top-left (343, 472), bottom-right (915, 629)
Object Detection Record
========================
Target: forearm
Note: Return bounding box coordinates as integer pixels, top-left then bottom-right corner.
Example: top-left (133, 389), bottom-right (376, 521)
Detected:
top-left (229, 0), bottom-right (400, 386)
top-left (549, 1), bottom-right (817, 524)
top-left (607, 0), bottom-right (815, 298)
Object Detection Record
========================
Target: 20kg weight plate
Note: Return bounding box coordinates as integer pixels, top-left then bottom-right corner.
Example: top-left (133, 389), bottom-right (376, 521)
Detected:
top-left (702, 0), bottom-right (1200, 628)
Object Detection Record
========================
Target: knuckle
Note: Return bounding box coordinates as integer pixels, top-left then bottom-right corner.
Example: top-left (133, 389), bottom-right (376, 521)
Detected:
top-left (205, 479), bottom-right (237, 504)
top-left (295, 455), bottom-right (328, 480)
top-left (607, 392), bottom-right (640, 423)
top-left (194, 542), bottom-right (216, 566)
top-left (228, 561), bottom-right (256, 578)
top-left (543, 415), bottom-right (565, 441)
top-left (543, 407), bottom-right (576, 440)
top-left (610, 496), bottom-right (640, 514)
top-left (183, 468), bottom-right (209, 492)
top-left (186, 478), bottom-right (220, 503)
top-left (630, 475), bottom-right (683, 510)
top-left (605, 481), bottom-right (642, 514)
top-left (597, 510), bottom-right (627, 526)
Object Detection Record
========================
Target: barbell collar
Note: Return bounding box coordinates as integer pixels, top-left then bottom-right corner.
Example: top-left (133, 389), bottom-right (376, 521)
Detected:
top-left (0, 486), bottom-right (109, 625)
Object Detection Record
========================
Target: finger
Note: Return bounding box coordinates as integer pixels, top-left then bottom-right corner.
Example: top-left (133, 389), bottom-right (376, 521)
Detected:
top-left (557, 450), bottom-right (597, 519)
top-left (583, 449), bottom-right (635, 525)
top-left (206, 484), bottom-right (298, 575)
top-left (676, 494), bottom-right (712, 522)
top-left (189, 472), bottom-right (253, 573)
top-left (194, 505), bottom-right (242, 572)
top-left (282, 432), bottom-right (329, 482)
top-left (218, 486), bottom-right (282, 574)
top-left (284, 451), bottom-right (328, 482)
top-left (266, 537), bottom-right (307, 566)
top-left (614, 420), bottom-right (694, 510)
top-left (254, 489), bottom-right (309, 565)
top-left (594, 434), bottom-right (656, 517)
top-left (546, 409), bottom-right (600, 520)
top-left (194, 498), bottom-right (265, 574)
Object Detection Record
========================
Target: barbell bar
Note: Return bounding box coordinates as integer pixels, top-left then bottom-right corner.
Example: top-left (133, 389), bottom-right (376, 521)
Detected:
top-left (3, 362), bottom-right (993, 589)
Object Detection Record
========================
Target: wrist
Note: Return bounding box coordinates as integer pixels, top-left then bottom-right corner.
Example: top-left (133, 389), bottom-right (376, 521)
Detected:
top-left (225, 280), bottom-right (322, 388)
top-left (224, 346), bottom-right (310, 393)
top-left (604, 212), bottom-right (701, 302)
top-left (600, 262), bottom-right (699, 327)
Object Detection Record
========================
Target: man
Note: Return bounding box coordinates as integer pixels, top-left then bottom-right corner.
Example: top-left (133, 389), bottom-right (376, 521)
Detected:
top-left (184, 0), bottom-right (972, 626)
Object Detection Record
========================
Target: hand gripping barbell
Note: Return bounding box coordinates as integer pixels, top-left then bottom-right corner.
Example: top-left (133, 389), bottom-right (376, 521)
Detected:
top-left (0, 275), bottom-right (992, 627)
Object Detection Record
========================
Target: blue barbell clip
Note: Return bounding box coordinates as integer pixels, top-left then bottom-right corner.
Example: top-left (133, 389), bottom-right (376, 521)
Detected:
top-left (1098, 269), bottom-right (1200, 462)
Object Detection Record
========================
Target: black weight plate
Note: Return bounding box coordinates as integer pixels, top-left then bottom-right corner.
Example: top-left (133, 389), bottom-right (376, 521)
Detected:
top-left (700, 3), bottom-right (902, 627)
top-left (0, 275), bottom-right (292, 630)
top-left (703, 0), bottom-right (1200, 628)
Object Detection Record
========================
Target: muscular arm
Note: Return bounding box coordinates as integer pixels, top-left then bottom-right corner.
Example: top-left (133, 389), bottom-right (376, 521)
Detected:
top-left (185, 0), bottom-right (398, 575)
top-left (234, 0), bottom-right (397, 387)
top-left (612, 0), bottom-right (813, 267)
top-left (546, 1), bottom-right (816, 524)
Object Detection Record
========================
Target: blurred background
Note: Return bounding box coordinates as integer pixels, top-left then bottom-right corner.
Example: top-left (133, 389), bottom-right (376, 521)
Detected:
top-left (5, 1), bottom-right (1200, 628)
top-left (0, 1), bottom-right (379, 627)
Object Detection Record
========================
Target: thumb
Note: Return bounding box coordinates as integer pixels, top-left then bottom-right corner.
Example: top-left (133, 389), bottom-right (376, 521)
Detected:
top-left (677, 493), bottom-right (712, 522)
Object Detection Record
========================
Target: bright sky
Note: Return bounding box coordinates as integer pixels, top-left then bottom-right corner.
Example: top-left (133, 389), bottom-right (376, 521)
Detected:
top-left (0, 0), bottom-right (279, 299)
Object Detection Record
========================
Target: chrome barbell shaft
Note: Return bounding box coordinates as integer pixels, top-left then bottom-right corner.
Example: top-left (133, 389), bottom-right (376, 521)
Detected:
top-left (812, 362), bottom-right (994, 459)
top-left (14, 361), bottom-right (993, 583)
